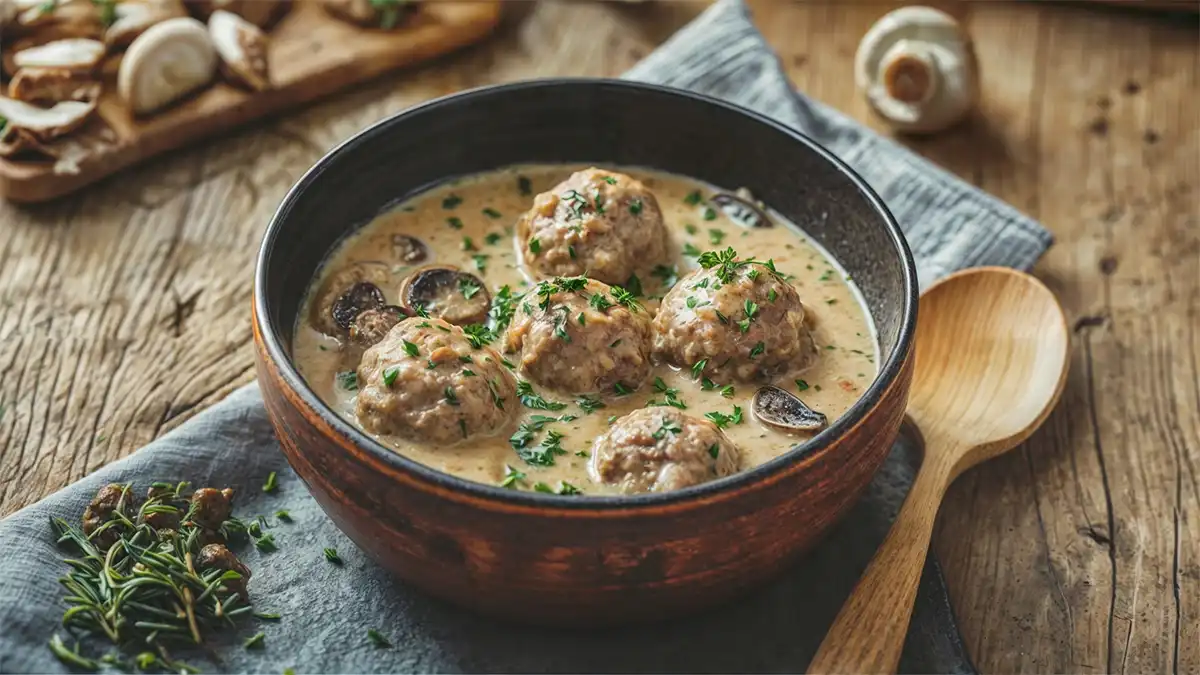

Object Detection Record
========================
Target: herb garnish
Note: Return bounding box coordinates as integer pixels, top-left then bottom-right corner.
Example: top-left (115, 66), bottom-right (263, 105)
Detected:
top-left (372, 0), bottom-right (406, 29)
top-left (684, 190), bottom-right (702, 205)
top-left (703, 207), bottom-right (718, 221)
top-left (324, 547), bottom-right (343, 565)
top-left (482, 207), bottom-right (502, 219)
top-left (708, 444), bottom-right (720, 459)
top-left (382, 366), bottom-right (400, 387)
top-left (401, 340), bottom-right (420, 357)
top-left (447, 216), bottom-right (463, 230)
top-left (336, 370), bottom-right (358, 391)
top-left (261, 472), bottom-right (278, 493)
top-left (244, 632), bottom-right (266, 649)
top-left (708, 228), bottom-right (726, 245)
top-left (529, 238), bottom-right (541, 254)
top-left (737, 299), bottom-right (759, 334)
top-left (705, 406), bottom-right (744, 428)
top-left (516, 380), bottom-right (567, 411)
top-left (650, 264), bottom-right (678, 290)
top-left (629, 199), bottom-right (643, 215)
top-left (612, 382), bottom-right (632, 396)
top-left (749, 342), bottom-right (765, 359)
top-left (690, 359), bottom-right (708, 379)
top-left (647, 377), bottom-right (687, 410)
top-left (517, 429), bottom-right (568, 466)
top-left (472, 254), bottom-right (489, 273)
top-left (697, 247), bottom-right (786, 284)
top-left (444, 387), bottom-right (459, 406)
top-left (796, 379), bottom-right (810, 392)
top-left (576, 395), bottom-right (605, 414)
top-left (462, 324), bottom-right (494, 349)
top-left (367, 629), bottom-right (392, 648)
top-left (500, 465), bottom-right (526, 488)
top-left (652, 419), bottom-right (683, 440)
top-left (459, 277), bottom-right (482, 299)
top-left (609, 286), bottom-right (643, 312)
top-left (517, 176), bottom-right (532, 195)
top-left (682, 243), bottom-right (702, 257)
top-left (485, 232), bottom-right (502, 246)
top-left (623, 274), bottom-right (644, 298)
top-left (442, 194), bottom-right (462, 209)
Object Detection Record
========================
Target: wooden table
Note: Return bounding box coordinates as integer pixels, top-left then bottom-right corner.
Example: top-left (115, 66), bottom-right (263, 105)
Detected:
top-left (0, 1), bottom-right (1195, 671)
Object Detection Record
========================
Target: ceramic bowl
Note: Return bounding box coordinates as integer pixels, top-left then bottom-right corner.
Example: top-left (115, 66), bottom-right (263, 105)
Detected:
top-left (252, 79), bottom-right (918, 625)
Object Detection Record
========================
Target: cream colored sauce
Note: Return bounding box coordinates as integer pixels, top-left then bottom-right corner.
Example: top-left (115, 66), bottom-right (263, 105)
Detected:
top-left (293, 165), bottom-right (878, 495)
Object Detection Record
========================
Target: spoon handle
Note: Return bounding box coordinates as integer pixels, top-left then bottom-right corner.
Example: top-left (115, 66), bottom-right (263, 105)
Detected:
top-left (807, 448), bottom-right (955, 675)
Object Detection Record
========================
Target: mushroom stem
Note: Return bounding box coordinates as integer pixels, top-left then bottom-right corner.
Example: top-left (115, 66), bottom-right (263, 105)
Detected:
top-left (880, 41), bottom-right (939, 105)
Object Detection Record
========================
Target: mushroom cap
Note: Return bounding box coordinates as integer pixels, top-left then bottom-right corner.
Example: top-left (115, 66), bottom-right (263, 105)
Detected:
top-left (208, 9), bottom-right (270, 91)
top-left (117, 16), bottom-right (217, 115)
top-left (13, 38), bottom-right (106, 74)
top-left (105, 0), bottom-right (188, 48)
top-left (854, 6), bottom-right (977, 134)
top-left (0, 95), bottom-right (96, 142)
top-left (398, 265), bottom-right (490, 326)
top-left (752, 385), bottom-right (828, 434)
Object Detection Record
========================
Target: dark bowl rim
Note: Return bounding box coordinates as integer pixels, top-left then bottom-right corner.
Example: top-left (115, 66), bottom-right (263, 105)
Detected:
top-left (253, 77), bottom-right (918, 510)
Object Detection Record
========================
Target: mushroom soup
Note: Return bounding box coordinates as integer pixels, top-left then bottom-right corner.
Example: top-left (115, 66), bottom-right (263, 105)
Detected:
top-left (293, 165), bottom-right (877, 496)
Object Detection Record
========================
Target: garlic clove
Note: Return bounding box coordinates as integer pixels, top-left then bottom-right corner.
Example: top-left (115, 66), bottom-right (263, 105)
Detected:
top-left (208, 9), bottom-right (270, 91)
top-left (117, 16), bottom-right (217, 115)
top-left (855, 6), bottom-right (978, 135)
top-left (8, 67), bottom-right (102, 104)
top-left (0, 95), bottom-right (97, 142)
top-left (12, 38), bottom-right (106, 74)
top-left (105, 0), bottom-right (189, 48)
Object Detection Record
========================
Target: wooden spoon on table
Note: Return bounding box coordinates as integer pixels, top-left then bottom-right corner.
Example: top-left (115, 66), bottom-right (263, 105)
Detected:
top-left (808, 266), bottom-right (1070, 674)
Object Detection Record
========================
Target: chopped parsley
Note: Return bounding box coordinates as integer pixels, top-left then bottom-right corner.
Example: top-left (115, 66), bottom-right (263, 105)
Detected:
top-left (444, 387), bottom-right (459, 406)
top-left (462, 323), bottom-right (494, 349)
top-left (367, 629), bottom-right (391, 648)
top-left (472, 254), bottom-right (489, 273)
top-left (487, 285), bottom-right (519, 332)
top-left (262, 471), bottom-right (278, 493)
top-left (500, 464), bottom-right (526, 488)
top-left (650, 264), bottom-right (678, 290)
top-left (602, 176), bottom-right (617, 185)
top-left (708, 444), bottom-right (720, 459)
top-left (613, 382), bottom-right (632, 396)
top-left (705, 406), bottom-right (744, 429)
top-left (685, 223), bottom-right (698, 235)
top-left (336, 370), bottom-right (358, 391)
top-left (697, 247), bottom-right (786, 284)
top-left (447, 216), bottom-right (464, 229)
top-left (576, 395), bottom-right (605, 414)
top-left (737, 299), bottom-right (760, 334)
top-left (529, 238), bottom-right (541, 254)
top-left (382, 366), bottom-right (400, 387)
top-left (588, 292), bottom-right (613, 312)
top-left (323, 547), bottom-right (343, 565)
top-left (708, 228), bottom-right (726, 245)
top-left (690, 359), bottom-right (708, 379)
top-left (458, 277), bottom-right (482, 299)
top-left (442, 194), bottom-right (462, 209)
top-left (516, 380), bottom-right (568, 411)
top-left (517, 175), bottom-right (532, 195)
top-left (684, 190), bottom-right (703, 205)
top-left (482, 207), bottom-right (502, 219)
top-left (629, 198), bottom-right (643, 215)
top-left (610, 286), bottom-right (643, 312)
top-left (749, 341), bottom-right (765, 359)
top-left (682, 243), bottom-right (703, 257)
top-left (647, 377), bottom-right (687, 410)
top-left (624, 274), bottom-right (644, 298)
top-left (556, 482), bottom-right (583, 495)
top-left (768, 287), bottom-right (778, 303)
top-left (652, 419), bottom-right (683, 440)
top-left (244, 632), bottom-right (266, 649)
top-left (796, 379), bottom-right (810, 392)
top-left (703, 207), bottom-right (718, 221)
top-left (517, 429), bottom-right (568, 466)
top-left (485, 232), bottom-right (503, 246)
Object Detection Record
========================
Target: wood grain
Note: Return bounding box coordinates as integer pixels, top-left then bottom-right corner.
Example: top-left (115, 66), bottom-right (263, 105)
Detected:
top-left (0, 0), bottom-right (501, 202)
top-left (0, 0), bottom-right (1195, 671)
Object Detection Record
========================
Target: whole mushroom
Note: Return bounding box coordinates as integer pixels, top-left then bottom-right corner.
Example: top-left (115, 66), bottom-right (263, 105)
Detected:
top-left (854, 6), bottom-right (978, 134)
top-left (12, 38), bottom-right (106, 74)
top-left (207, 9), bottom-right (270, 91)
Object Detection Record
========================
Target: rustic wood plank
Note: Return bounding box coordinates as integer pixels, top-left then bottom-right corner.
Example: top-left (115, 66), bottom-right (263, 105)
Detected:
top-left (0, 2), bottom-right (1195, 673)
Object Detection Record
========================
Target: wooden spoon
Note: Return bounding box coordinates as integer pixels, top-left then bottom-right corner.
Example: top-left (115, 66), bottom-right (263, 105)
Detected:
top-left (808, 266), bottom-right (1070, 674)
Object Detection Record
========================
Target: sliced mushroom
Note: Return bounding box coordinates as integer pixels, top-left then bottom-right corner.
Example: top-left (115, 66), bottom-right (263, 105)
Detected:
top-left (711, 190), bottom-right (772, 229)
top-left (350, 305), bottom-right (410, 347)
top-left (13, 38), bottom-right (106, 74)
top-left (0, 95), bottom-right (96, 142)
top-left (187, 0), bottom-right (291, 29)
top-left (105, 0), bottom-right (189, 48)
top-left (308, 261), bottom-right (391, 336)
top-left (391, 234), bottom-right (428, 265)
top-left (399, 266), bottom-right (490, 326)
top-left (207, 9), bottom-right (269, 91)
top-left (321, 0), bottom-right (412, 29)
top-left (8, 68), bottom-right (101, 104)
top-left (752, 385), bottom-right (828, 434)
top-left (118, 16), bottom-right (217, 115)
top-left (854, 6), bottom-right (978, 134)
top-left (332, 282), bottom-right (385, 331)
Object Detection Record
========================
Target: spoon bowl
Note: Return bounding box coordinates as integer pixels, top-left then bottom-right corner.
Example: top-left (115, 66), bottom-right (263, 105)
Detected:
top-left (809, 266), bottom-right (1069, 674)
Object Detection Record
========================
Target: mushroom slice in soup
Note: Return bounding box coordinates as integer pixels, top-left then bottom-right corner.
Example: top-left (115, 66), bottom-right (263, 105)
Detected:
top-left (399, 266), bottom-right (490, 326)
top-left (308, 261), bottom-right (392, 336)
top-left (752, 385), bottom-right (828, 433)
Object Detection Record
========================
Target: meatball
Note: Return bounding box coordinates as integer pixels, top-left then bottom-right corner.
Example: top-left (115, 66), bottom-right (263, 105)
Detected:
top-left (356, 317), bottom-right (518, 443)
top-left (517, 168), bottom-right (669, 285)
top-left (503, 277), bottom-right (653, 394)
top-left (590, 408), bottom-right (741, 494)
top-left (654, 255), bottom-right (816, 383)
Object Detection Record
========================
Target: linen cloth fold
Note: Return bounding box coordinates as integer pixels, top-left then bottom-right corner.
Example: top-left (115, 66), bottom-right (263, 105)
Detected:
top-left (0, 0), bottom-right (1052, 672)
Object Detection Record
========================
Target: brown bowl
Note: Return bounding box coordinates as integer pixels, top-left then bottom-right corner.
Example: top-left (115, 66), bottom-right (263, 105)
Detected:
top-left (252, 79), bottom-right (918, 625)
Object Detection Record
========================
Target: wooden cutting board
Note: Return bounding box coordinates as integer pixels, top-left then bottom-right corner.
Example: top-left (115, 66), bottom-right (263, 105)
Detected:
top-left (0, 1), bottom-right (502, 203)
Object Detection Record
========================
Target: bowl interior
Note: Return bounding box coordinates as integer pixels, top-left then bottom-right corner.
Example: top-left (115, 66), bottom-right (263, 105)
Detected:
top-left (256, 78), bottom-right (917, 501)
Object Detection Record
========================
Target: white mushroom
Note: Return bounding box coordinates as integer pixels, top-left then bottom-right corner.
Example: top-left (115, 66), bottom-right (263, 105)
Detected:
top-left (207, 9), bottom-right (269, 91)
top-left (8, 67), bottom-right (102, 103)
top-left (0, 95), bottom-right (96, 142)
top-left (854, 6), bottom-right (978, 134)
top-left (117, 16), bottom-right (217, 115)
top-left (190, 0), bottom-right (290, 29)
top-left (105, 0), bottom-right (188, 48)
top-left (12, 38), bottom-right (106, 74)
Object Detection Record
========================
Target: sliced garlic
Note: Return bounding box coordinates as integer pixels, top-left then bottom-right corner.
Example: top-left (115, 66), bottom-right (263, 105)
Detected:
top-left (12, 38), bottom-right (106, 74)
top-left (854, 6), bottom-right (978, 134)
top-left (208, 9), bottom-right (270, 91)
top-left (117, 16), bottom-right (217, 115)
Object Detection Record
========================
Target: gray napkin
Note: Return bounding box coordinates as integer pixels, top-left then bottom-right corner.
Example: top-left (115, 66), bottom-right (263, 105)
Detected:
top-left (0, 1), bottom-right (1053, 672)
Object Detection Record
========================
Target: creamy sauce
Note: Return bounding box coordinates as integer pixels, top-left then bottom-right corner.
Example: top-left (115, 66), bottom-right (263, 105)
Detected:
top-left (293, 166), bottom-right (877, 494)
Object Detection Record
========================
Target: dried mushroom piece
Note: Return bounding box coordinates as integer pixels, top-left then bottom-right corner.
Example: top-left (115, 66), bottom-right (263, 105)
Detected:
top-left (332, 281), bottom-right (385, 330)
top-left (752, 385), bottom-right (828, 434)
top-left (399, 265), bottom-right (490, 326)
top-left (8, 68), bottom-right (101, 104)
top-left (82, 483), bottom-right (135, 550)
top-left (13, 38), bottom-right (106, 74)
top-left (321, 0), bottom-right (413, 30)
top-left (118, 16), bottom-right (217, 115)
top-left (0, 95), bottom-right (96, 143)
top-left (208, 9), bottom-right (269, 91)
top-left (195, 543), bottom-right (251, 599)
top-left (105, 0), bottom-right (189, 48)
top-left (309, 261), bottom-right (391, 336)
